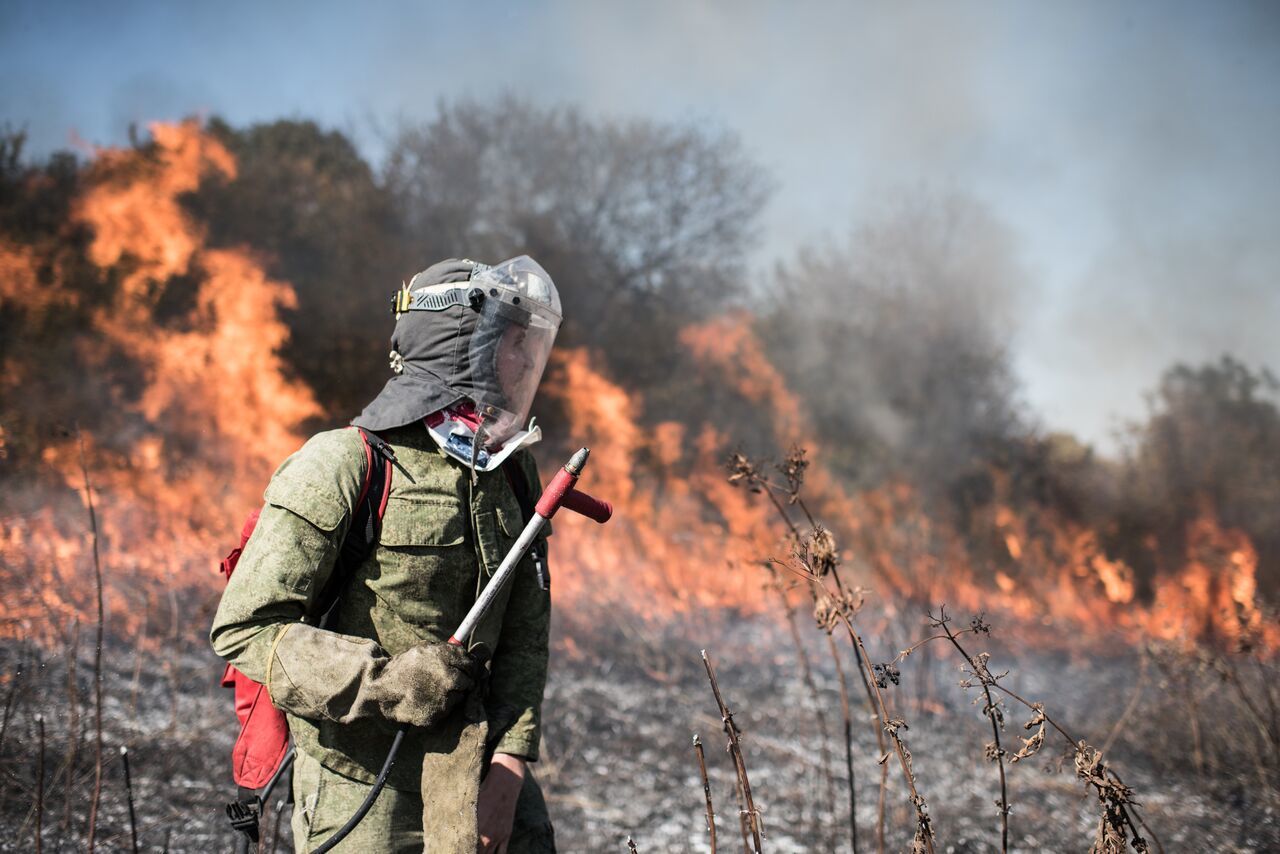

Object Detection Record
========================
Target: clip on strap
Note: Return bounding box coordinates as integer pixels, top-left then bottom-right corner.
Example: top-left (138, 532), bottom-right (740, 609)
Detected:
top-left (226, 795), bottom-right (263, 842)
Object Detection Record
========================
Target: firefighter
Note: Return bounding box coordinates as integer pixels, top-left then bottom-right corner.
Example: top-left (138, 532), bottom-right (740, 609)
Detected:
top-left (211, 257), bottom-right (561, 852)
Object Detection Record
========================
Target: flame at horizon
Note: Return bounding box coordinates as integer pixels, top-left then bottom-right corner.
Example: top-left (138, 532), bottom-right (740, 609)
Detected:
top-left (2, 121), bottom-right (319, 643)
top-left (0, 121), bottom-right (1272, 655)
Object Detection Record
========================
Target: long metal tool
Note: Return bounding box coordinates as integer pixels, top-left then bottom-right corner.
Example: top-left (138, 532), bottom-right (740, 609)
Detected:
top-left (451, 447), bottom-right (609, 645)
top-left (312, 447), bottom-right (611, 853)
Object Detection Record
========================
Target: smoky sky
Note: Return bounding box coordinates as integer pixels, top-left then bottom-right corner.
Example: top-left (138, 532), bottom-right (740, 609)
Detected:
top-left (2, 0), bottom-right (1277, 451)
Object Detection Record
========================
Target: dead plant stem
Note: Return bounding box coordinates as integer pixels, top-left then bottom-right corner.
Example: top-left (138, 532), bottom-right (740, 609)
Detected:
top-left (770, 568), bottom-right (837, 836)
top-left (758, 480), bottom-right (880, 851)
top-left (702, 650), bottom-right (763, 853)
top-left (121, 746), bottom-right (138, 854)
top-left (935, 617), bottom-right (1008, 853)
top-left (0, 647), bottom-right (22, 754)
top-left (78, 428), bottom-right (106, 853)
top-left (735, 779), bottom-right (751, 854)
top-left (63, 616), bottom-right (80, 836)
top-left (693, 734), bottom-right (718, 854)
top-left (1101, 655), bottom-right (1148, 756)
top-left (1219, 656), bottom-right (1280, 762)
top-left (843, 618), bottom-right (935, 854)
top-left (35, 714), bottom-right (45, 854)
top-left (993, 683), bottom-right (1162, 854)
top-left (825, 631), bottom-right (861, 854)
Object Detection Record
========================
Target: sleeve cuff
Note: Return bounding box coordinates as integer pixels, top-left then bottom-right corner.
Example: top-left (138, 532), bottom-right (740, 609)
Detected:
top-left (493, 724), bottom-right (540, 761)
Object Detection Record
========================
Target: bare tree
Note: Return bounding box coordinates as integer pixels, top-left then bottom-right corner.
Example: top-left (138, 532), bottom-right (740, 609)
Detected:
top-left (383, 96), bottom-right (772, 392)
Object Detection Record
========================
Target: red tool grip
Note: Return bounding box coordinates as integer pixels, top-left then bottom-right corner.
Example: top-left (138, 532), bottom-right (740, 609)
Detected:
top-left (561, 487), bottom-right (613, 523)
top-left (534, 467), bottom-right (577, 518)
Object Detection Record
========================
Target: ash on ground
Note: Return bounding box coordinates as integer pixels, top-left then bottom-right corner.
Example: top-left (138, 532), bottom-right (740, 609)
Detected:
top-left (0, 613), bottom-right (1275, 853)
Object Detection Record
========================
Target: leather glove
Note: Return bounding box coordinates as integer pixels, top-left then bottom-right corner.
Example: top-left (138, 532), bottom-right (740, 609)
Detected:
top-left (266, 624), bottom-right (488, 729)
top-left (366, 639), bottom-right (489, 728)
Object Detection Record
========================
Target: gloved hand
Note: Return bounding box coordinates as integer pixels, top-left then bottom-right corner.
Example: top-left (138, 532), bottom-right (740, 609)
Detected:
top-left (266, 624), bottom-right (489, 729)
top-left (365, 639), bottom-right (489, 728)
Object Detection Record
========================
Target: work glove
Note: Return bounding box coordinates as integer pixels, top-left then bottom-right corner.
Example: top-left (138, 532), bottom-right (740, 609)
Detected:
top-left (266, 624), bottom-right (489, 730)
top-left (366, 639), bottom-right (490, 728)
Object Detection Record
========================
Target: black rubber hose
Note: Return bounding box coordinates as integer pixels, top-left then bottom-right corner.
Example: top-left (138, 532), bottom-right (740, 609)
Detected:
top-left (309, 727), bottom-right (406, 853)
top-left (260, 747), bottom-right (295, 805)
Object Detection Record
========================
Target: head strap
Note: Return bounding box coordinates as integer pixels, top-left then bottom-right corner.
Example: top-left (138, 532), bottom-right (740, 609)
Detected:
top-left (392, 284), bottom-right (476, 318)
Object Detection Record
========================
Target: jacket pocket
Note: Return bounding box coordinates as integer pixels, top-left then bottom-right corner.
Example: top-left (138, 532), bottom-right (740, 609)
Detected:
top-left (495, 498), bottom-right (524, 539)
top-left (378, 497), bottom-right (466, 547)
top-left (369, 496), bottom-right (474, 634)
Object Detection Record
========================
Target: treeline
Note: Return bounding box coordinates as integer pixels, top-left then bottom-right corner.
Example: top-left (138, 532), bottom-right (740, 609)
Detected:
top-left (1, 98), bottom-right (1277, 602)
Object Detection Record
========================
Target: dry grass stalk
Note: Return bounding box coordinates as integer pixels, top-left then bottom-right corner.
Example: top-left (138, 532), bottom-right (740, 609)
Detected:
top-left (0, 648), bottom-right (23, 752)
top-left (77, 429), bottom-right (106, 853)
top-left (932, 609), bottom-right (1008, 852)
top-left (1147, 639), bottom-right (1279, 802)
top-left (731, 446), bottom-right (1157, 853)
top-left (765, 561), bottom-right (838, 841)
top-left (35, 713), bottom-right (45, 854)
top-left (825, 631), bottom-right (861, 854)
top-left (63, 616), bottom-right (80, 836)
top-left (693, 734), bottom-right (718, 853)
top-left (1209, 634), bottom-right (1280, 768)
top-left (1100, 652), bottom-right (1148, 756)
top-left (845, 627), bottom-right (934, 854)
top-left (120, 746), bottom-right (139, 854)
top-left (997, 680), bottom-right (1157, 852)
top-left (702, 649), bottom-right (764, 853)
top-left (732, 449), bottom-right (888, 851)
top-left (735, 779), bottom-right (752, 853)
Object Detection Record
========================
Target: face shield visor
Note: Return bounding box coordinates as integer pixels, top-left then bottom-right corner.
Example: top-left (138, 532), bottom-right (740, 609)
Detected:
top-left (467, 256), bottom-right (562, 447)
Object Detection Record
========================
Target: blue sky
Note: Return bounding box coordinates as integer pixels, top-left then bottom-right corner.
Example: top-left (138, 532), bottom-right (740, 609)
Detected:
top-left (3, 0), bottom-right (1277, 450)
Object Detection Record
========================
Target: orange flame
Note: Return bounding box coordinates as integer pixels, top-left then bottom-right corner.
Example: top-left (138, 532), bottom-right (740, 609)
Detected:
top-left (2, 121), bottom-right (318, 643)
top-left (1, 121), bottom-right (1272, 655)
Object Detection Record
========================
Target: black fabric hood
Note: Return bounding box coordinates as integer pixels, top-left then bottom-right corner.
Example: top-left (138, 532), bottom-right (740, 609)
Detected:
top-left (351, 259), bottom-right (478, 431)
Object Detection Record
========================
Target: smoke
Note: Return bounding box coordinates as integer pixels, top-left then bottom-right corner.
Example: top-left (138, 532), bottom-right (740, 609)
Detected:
top-left (1017, 4), bottom-right (1280, 443)
top-left (542, 1), bottom-right (1280, 449)
top-left (4, 2), bottom-right (1277, 453)
top-left (764, 192), bottom-right (1026, 486)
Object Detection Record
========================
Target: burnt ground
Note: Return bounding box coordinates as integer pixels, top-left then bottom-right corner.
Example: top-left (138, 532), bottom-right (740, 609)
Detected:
top-left (0, 613), bottom-right (1276, 853)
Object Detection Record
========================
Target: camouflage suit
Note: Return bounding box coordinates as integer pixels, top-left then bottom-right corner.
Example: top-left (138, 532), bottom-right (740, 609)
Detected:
top-left (210, 423), bottom-right (555, 852)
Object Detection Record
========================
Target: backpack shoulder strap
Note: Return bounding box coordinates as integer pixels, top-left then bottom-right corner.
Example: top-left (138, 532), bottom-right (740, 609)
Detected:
top-left (503, 460), bottom-right (536, 527)
top-left (317, 428), bottom-right (395, 624)
top-left (502, 453), bottom-right (550, 591)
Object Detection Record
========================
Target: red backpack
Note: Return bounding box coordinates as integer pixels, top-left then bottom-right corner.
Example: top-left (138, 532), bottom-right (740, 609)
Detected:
top-left (219, 427), bottom-right (394, 791)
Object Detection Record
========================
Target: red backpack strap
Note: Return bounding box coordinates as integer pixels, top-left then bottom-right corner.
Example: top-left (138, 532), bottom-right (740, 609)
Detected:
top-left (352, 425), bottom-right (401, 519)
top-left (220, 430), bottom-right (399, 817)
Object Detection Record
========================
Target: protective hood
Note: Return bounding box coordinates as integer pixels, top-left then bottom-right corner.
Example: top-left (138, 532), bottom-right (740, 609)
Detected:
top-left (352, 256), bottom-right (561, 446)
top-left (351, 258), bottom-right (474, 432)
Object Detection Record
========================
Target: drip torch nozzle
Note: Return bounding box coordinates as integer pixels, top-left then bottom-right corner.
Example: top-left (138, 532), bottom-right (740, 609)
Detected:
top-left (566, 447), bottom-right (590, 476)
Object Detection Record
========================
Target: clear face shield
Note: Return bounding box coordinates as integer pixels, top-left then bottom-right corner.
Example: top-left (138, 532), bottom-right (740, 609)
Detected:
top-left (467, 256), bottom-right (562, 447)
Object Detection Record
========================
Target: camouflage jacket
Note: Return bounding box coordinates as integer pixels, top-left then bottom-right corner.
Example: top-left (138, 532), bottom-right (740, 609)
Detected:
top-left (210, 423), bottom-right (550, 790)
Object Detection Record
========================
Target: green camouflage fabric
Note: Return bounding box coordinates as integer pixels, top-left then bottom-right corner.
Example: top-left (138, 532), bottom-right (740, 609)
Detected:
top-left (210, 423), bottom-right (553, 850)
top-left (290, 745), bottom-right (555, 853)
